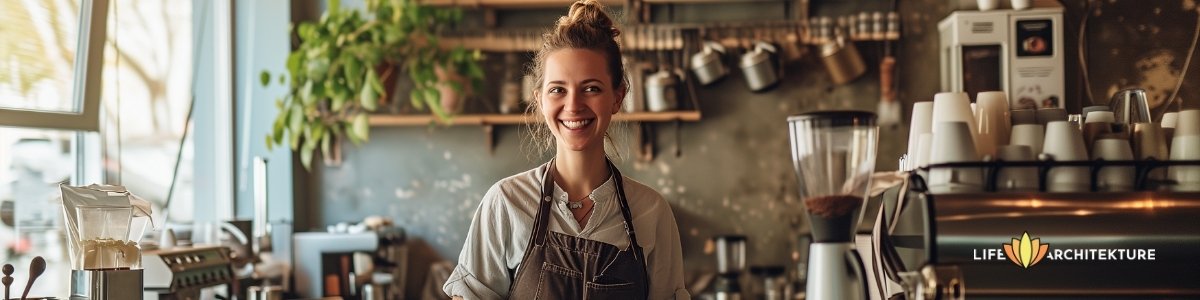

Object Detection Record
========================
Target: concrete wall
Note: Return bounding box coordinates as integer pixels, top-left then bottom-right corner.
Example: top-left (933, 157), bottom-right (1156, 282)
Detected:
top-left (290, 0), bottom-right (1200, 295)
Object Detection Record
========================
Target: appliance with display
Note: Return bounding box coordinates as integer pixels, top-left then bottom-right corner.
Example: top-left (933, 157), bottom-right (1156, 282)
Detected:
top-left (939, 2), bottom-right (1064, 108)
top-left (141, 246), bottom-right (236, 299)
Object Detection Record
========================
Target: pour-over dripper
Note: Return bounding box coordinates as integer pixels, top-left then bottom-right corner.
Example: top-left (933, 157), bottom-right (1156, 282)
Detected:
top-left (787, 111), bottom-right (878, 243)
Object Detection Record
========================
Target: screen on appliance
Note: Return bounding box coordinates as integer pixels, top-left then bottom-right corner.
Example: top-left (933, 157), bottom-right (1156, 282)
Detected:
top-left (961, 45), bottom-right (1002, 102)
top-left (1016, 19), bottom-right (1054, 57)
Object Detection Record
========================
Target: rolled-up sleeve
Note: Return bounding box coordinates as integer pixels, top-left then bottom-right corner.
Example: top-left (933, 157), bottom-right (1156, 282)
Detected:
top-left (444, 183), bottom-right (512, 300)
top-left (648, 200), bottom-right (690, 300)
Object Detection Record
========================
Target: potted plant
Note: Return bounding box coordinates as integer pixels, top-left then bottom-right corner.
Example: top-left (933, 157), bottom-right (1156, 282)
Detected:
top-left (263, 0), bottom-right (484, 169)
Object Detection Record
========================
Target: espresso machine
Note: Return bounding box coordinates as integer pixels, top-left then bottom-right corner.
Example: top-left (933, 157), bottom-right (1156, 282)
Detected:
top-left (866, 160), bottom-right (1200, 299)
top-left (787, 111), bottom-right (878, 300)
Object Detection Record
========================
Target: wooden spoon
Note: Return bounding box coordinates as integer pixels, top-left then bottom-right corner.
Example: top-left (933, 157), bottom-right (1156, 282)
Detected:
top-left (2, 263), bottom-right (13, 300)
top-left (20, 256), bottom-right (45, 300)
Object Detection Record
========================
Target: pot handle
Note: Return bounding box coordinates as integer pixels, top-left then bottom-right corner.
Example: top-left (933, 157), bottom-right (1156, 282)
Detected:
top-left (754, 41), bottom-right (777, 54)
top-left (704, 41), bottom-right (727, 54)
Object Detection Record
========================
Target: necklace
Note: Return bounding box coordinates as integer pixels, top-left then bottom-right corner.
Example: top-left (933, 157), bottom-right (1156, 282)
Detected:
top-left (567, 195), bottom-right (588, 209)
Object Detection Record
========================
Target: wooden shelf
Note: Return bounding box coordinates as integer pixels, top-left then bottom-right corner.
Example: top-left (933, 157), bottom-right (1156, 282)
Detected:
top-left (369, 110), bottom-right (701, 126)
top-left (423, 0), bottom-right (623, 8)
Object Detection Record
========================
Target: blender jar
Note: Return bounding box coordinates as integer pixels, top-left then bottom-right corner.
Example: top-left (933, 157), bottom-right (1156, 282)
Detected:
top-left (74, 205), bottom-right (142, 270)
top-left (787, 111), bottom-right (878, 243)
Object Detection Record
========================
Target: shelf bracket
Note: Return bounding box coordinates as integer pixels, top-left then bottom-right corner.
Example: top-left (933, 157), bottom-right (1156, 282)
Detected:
top-left (484, 124), bottom-right (496, 155)
top-left (673, 119), bottom-right (682, 158)
top-left (637, 122), bottom-right (655, 162)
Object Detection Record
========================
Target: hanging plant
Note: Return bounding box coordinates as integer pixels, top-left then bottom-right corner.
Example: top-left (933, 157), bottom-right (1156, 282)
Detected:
top-left (263, 0), bottom-right (484, 169)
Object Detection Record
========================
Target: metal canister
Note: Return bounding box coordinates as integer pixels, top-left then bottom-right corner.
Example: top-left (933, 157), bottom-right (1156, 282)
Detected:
top-left (739, 42), bottom-right (779, 92)
top-left (820, 35), bottom-right (866, 85)
top-left (691, 41), bottom-right (728, 85)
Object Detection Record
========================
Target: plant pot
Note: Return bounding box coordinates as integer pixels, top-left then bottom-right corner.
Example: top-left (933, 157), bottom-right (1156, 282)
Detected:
top-left (435, 65), bottom-right (471, 114)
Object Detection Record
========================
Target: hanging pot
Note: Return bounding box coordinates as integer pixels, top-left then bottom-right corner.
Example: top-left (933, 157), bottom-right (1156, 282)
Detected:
top-left (691, 41), bottom-right (728, 86)
top-left (820, 35), bottom-right (866, 85)
top-left (645, 68), bottom-right (678, 112)
top-left (740, 41), bottom-right (779, 92)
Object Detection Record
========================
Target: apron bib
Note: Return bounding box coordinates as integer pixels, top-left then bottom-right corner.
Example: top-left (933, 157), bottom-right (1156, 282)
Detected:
top-left (507, 160), bottom-right (649, 300)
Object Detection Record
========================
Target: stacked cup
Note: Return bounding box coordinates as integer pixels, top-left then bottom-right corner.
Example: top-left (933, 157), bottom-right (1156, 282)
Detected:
top-left (926, 92), bottom-right (983, 193)
top-left (1170, 110), bottom-right (1200, 191)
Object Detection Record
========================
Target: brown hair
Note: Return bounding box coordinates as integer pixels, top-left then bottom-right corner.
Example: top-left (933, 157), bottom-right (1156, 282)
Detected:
top-left (524, 0), bottom-right (628, 159)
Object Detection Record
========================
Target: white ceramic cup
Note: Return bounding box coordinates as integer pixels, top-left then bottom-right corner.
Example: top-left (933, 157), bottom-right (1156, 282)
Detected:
top-left (1081, 106), bottom-right (1110, 119)
top-left (996, 145), bottom-right (1038, 191)
top-left (916, 132), bottom-right (934, 168)
top-left (978, 0), bottom-right (998, 11)
top-left (928, 121), bottom-right (982, 193)
top-left (933, 92), bottom-right (982, 157)
top-left (1085, 111), bottom-right (1116, 124)
top-left (976, 91), bottom-right (1011, 157)
top-left (1011, 0), bottom-right (1031, 9)
top-left (1162, 112), bottom-right (1179, 128)
top-left (908, 101), bottom-right (935, 169)
top-left (1010, 124), bottom-right (1045, 155)
top-left (1043, 121), bottom-right (1090, 192)
top-left (1174, 109), bottom-right (1200, 138)
top-left (1169, 135), bottom-right (1200, 191)
top-left (1092, 138), bottom-right (1135, 192)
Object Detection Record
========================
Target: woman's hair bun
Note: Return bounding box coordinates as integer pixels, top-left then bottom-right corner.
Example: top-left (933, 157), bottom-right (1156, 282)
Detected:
top-left (558, 0), bottom-right (620, 38)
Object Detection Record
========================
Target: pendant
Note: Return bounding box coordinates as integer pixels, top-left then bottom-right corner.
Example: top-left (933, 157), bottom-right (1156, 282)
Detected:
top-left (568, 201), bottom-right (583, 209)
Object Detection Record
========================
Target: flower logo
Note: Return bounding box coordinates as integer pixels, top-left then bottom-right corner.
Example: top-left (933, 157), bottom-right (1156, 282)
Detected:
top-left (1003, 231), bottom-right (1049, 268)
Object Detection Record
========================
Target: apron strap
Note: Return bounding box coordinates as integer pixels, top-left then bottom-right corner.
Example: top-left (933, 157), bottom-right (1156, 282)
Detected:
top-left (607, 160), bottom-right (649, 273)
top-left (531, 159), bottom-right (557, 247)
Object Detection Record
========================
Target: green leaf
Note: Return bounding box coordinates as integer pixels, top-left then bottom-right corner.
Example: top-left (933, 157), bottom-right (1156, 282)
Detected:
top-left (306, 57), bottom-right (329, 81)
top-left (344, 122), bottom-right (361, 145)
top-left (332, 95), bottom-right (347, 113)
top-left (466, 61), bottom-right (485, 79)
top-left (279, 74), bottom-right (287, 85)
top-left (300, 141), bottom-right (315, 170)
top-left (345, 58), bottom-right (362, 87)
top-left (300, 81), bottom-right (315, 105)
top-left (329, 0), bottom-right (341, 14)
top-left (265, 135), bottom-right (275, 151)
top-left (260, 71), bottom-right (271, 86)
top-left (360, 82), bottom-right (379, 111)
top-left (288, 104), bottom-right (304, 149)
top-left (351, 113), bottom-right (371, 144)
top-left (410, 89), bottom-right (424, 110)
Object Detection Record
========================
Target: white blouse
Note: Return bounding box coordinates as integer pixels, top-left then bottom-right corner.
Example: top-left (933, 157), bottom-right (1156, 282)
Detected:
top-left (443, 162), bottom-right (690, 300)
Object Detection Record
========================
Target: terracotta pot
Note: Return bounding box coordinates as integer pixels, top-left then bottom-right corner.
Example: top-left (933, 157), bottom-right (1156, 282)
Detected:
top-left (435, 65), bottom-right (471, 114)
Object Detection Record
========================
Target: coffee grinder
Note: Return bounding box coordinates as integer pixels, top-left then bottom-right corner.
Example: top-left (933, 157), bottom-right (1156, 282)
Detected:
top-left (712, 235), bottom-right (746, 300)
top-left (787, 111), bottom-right (877, 299)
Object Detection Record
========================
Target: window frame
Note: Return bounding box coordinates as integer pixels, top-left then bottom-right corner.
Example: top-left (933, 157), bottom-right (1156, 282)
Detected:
top-left (0, 0), bottom-right (108, 131)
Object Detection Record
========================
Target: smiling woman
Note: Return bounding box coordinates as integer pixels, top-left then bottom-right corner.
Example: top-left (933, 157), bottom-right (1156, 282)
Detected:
top-left (441, 0), bottom-right (689, 299)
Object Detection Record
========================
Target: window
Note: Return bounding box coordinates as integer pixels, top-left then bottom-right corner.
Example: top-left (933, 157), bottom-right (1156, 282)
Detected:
top-left (1, 0), bottom-right (192, 295)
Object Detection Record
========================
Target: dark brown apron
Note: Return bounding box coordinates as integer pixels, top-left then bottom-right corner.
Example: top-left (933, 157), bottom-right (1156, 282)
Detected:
top-left (507, 159), bottom-right (649, 300)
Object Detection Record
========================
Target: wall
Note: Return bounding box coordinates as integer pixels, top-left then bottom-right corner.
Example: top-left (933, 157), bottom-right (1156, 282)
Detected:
top-left (292, 0), bottom-right (1200, 295)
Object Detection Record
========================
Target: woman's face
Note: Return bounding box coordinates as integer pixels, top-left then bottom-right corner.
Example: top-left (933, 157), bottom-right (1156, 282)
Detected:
top-left (539, 48), bottom-right (624, 152)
